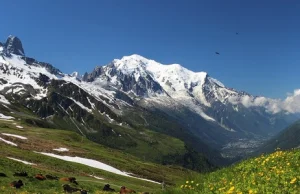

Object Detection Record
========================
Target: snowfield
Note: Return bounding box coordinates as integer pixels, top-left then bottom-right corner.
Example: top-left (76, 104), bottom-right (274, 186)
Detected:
top-left (0, 54), bottom-right (54, 99)
top-left (0, 113), bottom-right (14, 120)
top-left (0, 94), bottom-right (10, 104)
top-left (7, 157), bottom-right (36, 165)
top-left (37, 152), bottom-right (160, 184)
top-left (1, 133), bottom-right (27, 140)
top-left (0, 137), bottom-right (17, 146)
top-left (90, 175), bottom-right (104, 180)
top-left (53, 147), bottom-right (69, 152)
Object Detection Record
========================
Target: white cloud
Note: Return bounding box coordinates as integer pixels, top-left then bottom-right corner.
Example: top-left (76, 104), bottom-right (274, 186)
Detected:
top-left (228, 89), bottom-right (300, 114)
top-left (227, 96), bottom-right (239, 105)
top-left (281, 89), bottom-right (300, 113)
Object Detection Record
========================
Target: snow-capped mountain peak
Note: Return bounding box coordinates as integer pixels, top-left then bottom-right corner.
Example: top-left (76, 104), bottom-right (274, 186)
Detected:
top-left (113, 54), bottom-right (212, 89)
top-left (70, 71), bottom-right (80, 78)
top-left (113, 54), bottom-right (149, 75)
top-left (82, 54), bottom-right (166, 97)
top-left (0, 35), bottom-right (297, 155)
top-left (84, 54), bottom-right (233, 107)
top-left (120, 54), bottom-right (149, 62)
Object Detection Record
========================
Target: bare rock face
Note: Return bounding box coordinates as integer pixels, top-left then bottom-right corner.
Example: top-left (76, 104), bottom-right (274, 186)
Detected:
top-left (4, 35), bottom-right (25, 56)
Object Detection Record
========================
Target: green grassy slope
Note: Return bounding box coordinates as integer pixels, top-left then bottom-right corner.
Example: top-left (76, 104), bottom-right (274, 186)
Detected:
top-left (122, 106), bottom-right (225, 167)
top-left (0, 119), bottom-right (197, 193)
top-left (158, 149), bottom-right (300, 194)
top-left (1, 99), bottom-right (215, 173)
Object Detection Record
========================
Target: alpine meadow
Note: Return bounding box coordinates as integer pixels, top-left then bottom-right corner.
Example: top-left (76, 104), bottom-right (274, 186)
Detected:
top-left (1, 1), bottom-right (300, 193)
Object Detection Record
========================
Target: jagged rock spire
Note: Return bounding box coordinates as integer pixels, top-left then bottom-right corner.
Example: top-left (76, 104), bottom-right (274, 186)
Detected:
top-left (4, 35), bottom-right (25, 56)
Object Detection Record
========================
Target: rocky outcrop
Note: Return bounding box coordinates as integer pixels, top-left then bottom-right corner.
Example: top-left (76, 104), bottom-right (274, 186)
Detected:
top-left (4, 35), bottom-right (25, 56)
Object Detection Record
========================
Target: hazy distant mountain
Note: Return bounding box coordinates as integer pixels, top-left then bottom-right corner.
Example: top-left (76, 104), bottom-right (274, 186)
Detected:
top-left (254, 119), bottom-right (300, 155)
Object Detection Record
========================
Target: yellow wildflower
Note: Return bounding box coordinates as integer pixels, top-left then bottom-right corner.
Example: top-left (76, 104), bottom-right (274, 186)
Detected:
top-left (229, 186), bottom-right (234, 190)
top-left (219, 187), bottom-right (226, 191)
top-left (290, 178), bottom-right (297, 184)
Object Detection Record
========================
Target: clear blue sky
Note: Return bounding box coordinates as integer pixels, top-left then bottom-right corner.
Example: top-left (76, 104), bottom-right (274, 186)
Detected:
top-left (0, 0), bottom-right (299, 99)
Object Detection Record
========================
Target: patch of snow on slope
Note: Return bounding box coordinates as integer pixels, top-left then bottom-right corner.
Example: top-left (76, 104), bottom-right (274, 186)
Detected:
top-left (0, 95), bottom-right (10, 104)
top-left (233, 105), bottom-right (239, 112)
top-left (2, 104), bottom-right (9, 109)
top-left (90, 175), bottom-right (104, 180)
top-left (53, 147), bottom-right (69, 152)
top-left (0, 54), bottom-right (56, 99)
top-left (34, 88), bottom-right (48, 100)
top-left (7, 157), bottom-right (36, 165)
top-left (5, 54), bottom-right (57, 79)
top-left (208, 77), bottom-right (225, 87)
top-left (1, 133), bottom-right (27, 139)
top-left (199, 111), bottom-right (216, 121)
top-left (16, 125), bottom-right (24, 129)
top-left (1, 55), bottom-right (55, 87)
top-left (151, 95), bottom-right (215, 122)
top-left (68, 106), bottom-right (74, 112)
top-left (105, 114), bottom-right (114, 123)
top-left (10, 87), bottom-right (25, 94)
top-left (87, 97), bottom-right (96, 109)
top-left (69, 97), bottom-right (92, 113)
top-left (37, 152), bottom-right (129, 176)
top-left (37, 152), bottom-right (160, 184)
top-left (0, 137), bottom-right (17, 146)
top-left (1, 55), bottom-right (119, 113)
top-left (0, 113), bottom-right (14, 120)
top-left (63, 75), bottom-right (116, 102)
top-left (18, 49), bottom-right (24, 56)
top-left (58, 103), bottom-right (70, 115)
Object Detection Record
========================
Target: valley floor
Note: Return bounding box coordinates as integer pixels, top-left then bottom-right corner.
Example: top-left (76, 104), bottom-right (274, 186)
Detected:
top-left (221, 137), bottom-right (268, 159)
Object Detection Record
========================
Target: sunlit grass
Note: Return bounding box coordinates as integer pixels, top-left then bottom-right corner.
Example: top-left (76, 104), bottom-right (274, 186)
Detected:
top-left (160, 148), bottom-right (300, 194)
top-left (0, 120), bottom-right (190, 193)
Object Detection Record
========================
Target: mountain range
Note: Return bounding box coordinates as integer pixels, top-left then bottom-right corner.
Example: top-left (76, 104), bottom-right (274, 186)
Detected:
top-left (0, 35), bottom-right (299, 167)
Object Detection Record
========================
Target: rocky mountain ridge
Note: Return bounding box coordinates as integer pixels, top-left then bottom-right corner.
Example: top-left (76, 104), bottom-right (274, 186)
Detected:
top-left (0, 35), bottom-right (298, 162)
